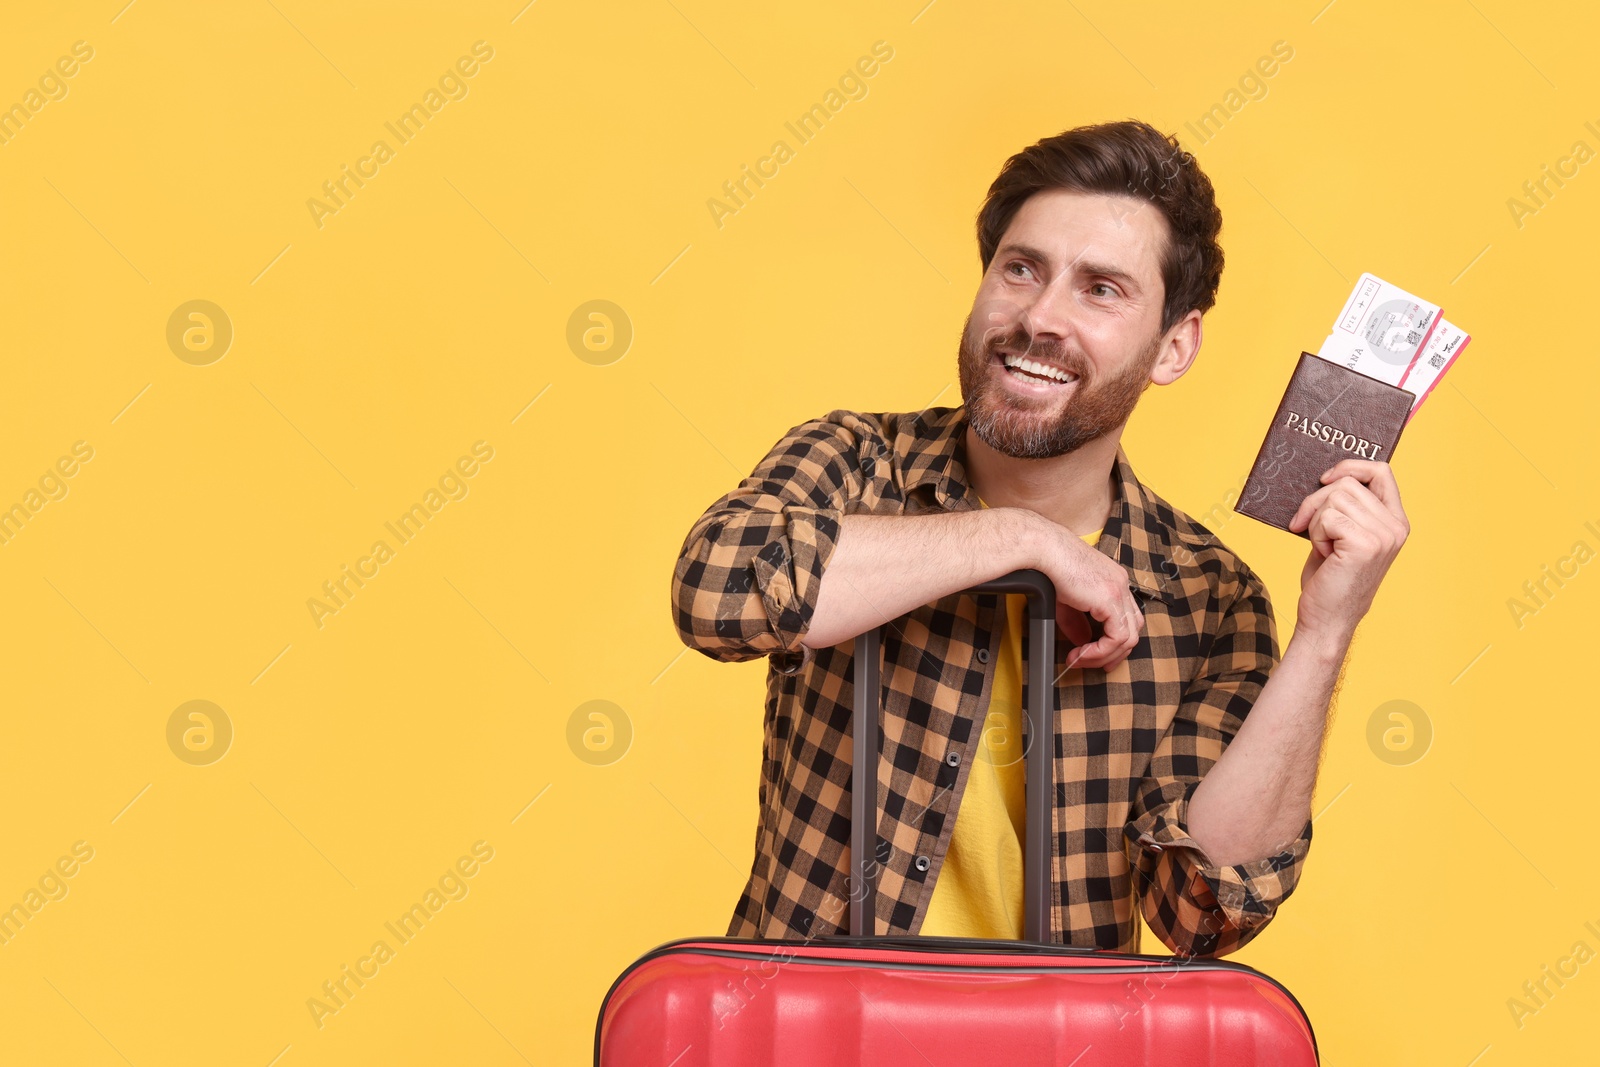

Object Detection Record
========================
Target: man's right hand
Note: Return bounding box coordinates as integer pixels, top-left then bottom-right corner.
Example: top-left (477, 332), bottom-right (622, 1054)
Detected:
top-left (1025, 513), bottom-right (1146, 672)
top-left (800, 506), bottom-right (1145, 662)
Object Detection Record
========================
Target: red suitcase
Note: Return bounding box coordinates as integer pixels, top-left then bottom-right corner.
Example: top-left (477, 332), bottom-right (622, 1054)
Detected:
top-left (598, 570), bottom-right (1319, 1064)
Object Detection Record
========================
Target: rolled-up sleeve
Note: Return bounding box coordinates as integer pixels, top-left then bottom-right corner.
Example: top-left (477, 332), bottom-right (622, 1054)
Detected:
top-left (1123, 564), bottom-right (1312, 958)
top-left (670, 412), bottom-right (872, 672)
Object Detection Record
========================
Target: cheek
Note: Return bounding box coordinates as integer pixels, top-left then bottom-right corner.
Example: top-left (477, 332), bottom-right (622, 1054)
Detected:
top-left (970, 296), bottom-right (1023, 347)
top-left (1074, 327), bottom-right (1123, 370)
top-left (1087, 309), bottom-right (1159, 360)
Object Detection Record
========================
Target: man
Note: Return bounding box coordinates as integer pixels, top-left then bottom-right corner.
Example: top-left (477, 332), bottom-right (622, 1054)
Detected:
top-left (670, 120), bottom-right (1408, 958)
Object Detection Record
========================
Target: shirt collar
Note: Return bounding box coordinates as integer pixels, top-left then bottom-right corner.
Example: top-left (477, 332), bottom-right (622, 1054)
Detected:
top-left (902, 406), bottom-right (1172, 603)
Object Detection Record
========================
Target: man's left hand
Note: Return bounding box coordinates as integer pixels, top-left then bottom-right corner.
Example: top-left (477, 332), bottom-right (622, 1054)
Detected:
top-left (1286, 458), bottom-right (1410, 643)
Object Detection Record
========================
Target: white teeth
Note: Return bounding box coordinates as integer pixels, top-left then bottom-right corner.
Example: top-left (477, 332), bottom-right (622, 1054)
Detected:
top-left (1001, 352), bottom-right (1076, 383)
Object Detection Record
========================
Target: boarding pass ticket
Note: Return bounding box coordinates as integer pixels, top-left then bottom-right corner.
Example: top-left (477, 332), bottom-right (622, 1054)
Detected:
top-left (1314, 273), bottom-right (1440, 386)
top-left (1312, 271), bottom-right (1467, 417)
top-left (1397, 318), bottom-right (1471, 423)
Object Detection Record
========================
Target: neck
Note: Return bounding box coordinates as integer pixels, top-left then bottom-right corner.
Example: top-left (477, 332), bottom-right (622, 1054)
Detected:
top-left (963, 423), bottom-right (1122, 537)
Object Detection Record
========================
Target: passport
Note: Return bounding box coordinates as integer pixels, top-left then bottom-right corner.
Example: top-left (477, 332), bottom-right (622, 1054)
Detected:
top-left (1236, 351), bottom-right (1416, 538)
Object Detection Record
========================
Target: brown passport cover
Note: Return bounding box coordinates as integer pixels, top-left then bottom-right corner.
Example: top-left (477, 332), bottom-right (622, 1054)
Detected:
top-left (1237, 352), bottom-right (1416, 538)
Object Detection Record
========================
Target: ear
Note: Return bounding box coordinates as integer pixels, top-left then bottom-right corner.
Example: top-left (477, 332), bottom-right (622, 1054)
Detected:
top-left (1149, 308), bottom-right (1202, 386)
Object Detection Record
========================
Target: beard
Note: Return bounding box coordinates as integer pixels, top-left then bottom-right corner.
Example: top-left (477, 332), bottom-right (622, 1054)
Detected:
top-left (956, 310), bottom-right (1162, 460)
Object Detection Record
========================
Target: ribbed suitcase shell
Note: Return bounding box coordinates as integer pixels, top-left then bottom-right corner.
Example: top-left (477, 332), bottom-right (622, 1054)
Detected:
top-left (597, 936), bottom-right (1317, 1065)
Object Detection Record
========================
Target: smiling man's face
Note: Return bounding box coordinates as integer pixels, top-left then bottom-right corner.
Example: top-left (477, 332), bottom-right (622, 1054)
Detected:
top-left (958, 187), bottom-right (1180, 460)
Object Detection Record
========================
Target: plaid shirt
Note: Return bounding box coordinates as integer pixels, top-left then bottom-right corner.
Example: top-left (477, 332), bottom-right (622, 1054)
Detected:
top-left (670, 405), bottom-right (1313, 958)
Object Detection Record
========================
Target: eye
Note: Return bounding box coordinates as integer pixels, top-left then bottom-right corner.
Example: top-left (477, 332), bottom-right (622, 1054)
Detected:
top-left (1089, 281), bottom-right (1119, 298)
top-left (1005, 261), bottom-right (1033, 280)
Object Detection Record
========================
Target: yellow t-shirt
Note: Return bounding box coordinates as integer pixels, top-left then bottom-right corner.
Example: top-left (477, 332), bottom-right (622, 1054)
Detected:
top-left (920, 501), bottom-right (1101, 939)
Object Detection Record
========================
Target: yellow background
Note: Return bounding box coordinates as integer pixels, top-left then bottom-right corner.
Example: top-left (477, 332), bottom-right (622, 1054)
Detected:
top-left (0, 1), bottom-right (1594, 1063)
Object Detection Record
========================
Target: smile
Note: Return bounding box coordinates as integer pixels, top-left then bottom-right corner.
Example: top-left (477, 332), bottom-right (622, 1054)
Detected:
top-left (994, 350), bottom-right (1080, 387)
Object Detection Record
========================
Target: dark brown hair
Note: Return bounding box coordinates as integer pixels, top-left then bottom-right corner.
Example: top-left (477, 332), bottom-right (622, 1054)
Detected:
top-left (976, 119), bottom-right (1223, 335)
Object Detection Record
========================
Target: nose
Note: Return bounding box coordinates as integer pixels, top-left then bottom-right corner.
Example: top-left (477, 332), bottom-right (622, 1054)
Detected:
top-left (1012, 275), bottom-right (1078, 353)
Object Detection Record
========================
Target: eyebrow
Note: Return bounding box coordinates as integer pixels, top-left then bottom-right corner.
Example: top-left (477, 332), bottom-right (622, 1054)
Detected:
top-left (995, 242), bottom-right (1143, 294)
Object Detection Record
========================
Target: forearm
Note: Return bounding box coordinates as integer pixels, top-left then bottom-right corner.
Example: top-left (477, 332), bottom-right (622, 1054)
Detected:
top-left (1184, 625), bottom-right (1353, 866)
top-left (800, 507), bottom-right (1042, 650)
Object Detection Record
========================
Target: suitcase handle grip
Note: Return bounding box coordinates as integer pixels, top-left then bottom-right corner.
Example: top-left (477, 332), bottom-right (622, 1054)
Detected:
top-left (850, 568), bottom-right (1057, 943)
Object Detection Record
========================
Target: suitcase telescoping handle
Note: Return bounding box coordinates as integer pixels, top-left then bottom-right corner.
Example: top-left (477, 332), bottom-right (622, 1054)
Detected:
top-left (850, 568), bottom-right (1057, 943)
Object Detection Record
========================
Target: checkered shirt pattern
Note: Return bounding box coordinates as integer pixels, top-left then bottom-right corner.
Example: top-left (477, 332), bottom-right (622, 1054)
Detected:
top-left (670, 405), bottom-right (1312, 958)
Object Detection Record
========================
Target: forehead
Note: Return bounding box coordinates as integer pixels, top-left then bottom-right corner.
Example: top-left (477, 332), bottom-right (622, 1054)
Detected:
top-left (997, 188), bottom-right (1169, 283)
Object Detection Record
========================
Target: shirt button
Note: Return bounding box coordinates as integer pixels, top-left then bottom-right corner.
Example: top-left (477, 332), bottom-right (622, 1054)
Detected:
top-left (945, 751), bottom-right (961, 768)
top-left (914, 855), bottom-right (931, 873)
top-left (976, 648), bottom-right (990, 664)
